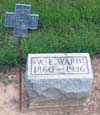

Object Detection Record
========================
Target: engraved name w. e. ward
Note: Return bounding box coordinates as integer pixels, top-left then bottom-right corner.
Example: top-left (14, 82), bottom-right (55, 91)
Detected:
top-left (31, 56), bottom-right (89, 75)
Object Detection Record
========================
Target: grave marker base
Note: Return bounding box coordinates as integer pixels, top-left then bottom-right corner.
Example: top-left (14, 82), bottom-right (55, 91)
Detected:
top-left (27, 96), bottom-right (88, 110)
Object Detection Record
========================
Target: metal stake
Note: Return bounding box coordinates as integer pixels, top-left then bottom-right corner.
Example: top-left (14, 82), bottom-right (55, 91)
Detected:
top-left (18, 38), bottom-right (22, 111)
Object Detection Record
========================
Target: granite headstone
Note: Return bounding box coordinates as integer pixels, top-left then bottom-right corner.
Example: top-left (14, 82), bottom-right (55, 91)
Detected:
top-left (25, 53), bottom-right (93, 109)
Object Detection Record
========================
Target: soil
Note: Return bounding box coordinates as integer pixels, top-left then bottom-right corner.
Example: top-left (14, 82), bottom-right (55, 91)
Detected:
top-left (0, 56), bottom-right (100, 115)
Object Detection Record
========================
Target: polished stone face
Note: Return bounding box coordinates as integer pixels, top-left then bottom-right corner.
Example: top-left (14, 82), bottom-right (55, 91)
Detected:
top-left (25, 53), bottom-right (93, 109)
top-left (5, 4), bottom-right (39, 37)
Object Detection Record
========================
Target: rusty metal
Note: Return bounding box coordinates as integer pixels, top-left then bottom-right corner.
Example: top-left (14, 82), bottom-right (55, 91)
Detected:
top-left (18, 38), bottom-right (22, 111)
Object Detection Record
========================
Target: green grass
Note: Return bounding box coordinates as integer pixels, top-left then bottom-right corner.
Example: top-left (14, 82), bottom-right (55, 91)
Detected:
top-left (0, 0), bottom-right (100, 67)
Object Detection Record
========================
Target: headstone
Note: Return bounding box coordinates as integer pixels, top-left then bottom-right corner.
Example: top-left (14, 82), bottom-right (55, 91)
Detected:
top-left (5, 4), bottom-right (39, 37)
top-left (25, 53), bottom-right (93, 109)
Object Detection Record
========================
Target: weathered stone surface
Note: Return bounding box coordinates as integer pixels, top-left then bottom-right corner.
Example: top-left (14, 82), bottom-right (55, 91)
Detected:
top-left (25, 53), bottom-right (93, 109)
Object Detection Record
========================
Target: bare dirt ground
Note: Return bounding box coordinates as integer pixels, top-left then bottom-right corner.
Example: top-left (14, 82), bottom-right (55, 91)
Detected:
top-left (0, 56), bottom-right (100, 115)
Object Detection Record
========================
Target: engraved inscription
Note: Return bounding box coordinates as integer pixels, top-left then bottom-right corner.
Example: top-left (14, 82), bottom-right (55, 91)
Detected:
top-left (31, 56), bottom-right (89, 75)
top-left (15, 13), bottom-right (29, 28)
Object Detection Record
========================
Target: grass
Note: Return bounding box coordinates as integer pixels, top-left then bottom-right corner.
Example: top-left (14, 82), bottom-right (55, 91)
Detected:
top-left (0, 0), bottom-right (100, 67)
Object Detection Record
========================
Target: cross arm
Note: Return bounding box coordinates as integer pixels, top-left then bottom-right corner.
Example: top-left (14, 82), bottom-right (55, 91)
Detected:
top-left (15, 4), bottom-right (31, 14)
top-left (4, 12), bottom-right (15, 27)
top-left (28, 14), bottom-right (39, 29)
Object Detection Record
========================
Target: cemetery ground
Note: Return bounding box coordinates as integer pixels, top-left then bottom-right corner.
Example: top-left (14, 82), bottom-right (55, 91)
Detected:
top-left (0, 55), bottom-right (100, 115)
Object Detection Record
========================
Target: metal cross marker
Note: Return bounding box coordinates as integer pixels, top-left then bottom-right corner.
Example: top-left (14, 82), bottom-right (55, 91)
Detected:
top-left (4, 4), bottom-right (39, 111)
top-left (5, 4), bottom-right (39, 37)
